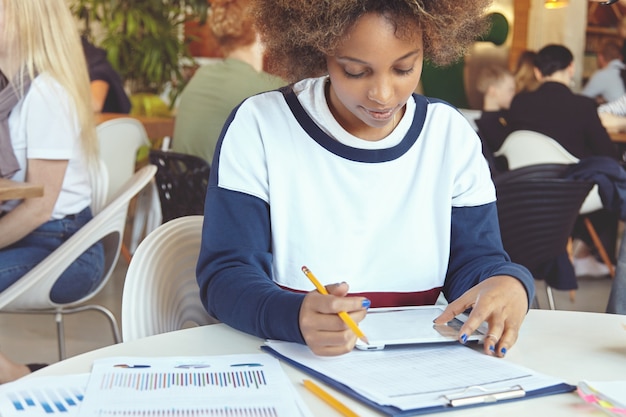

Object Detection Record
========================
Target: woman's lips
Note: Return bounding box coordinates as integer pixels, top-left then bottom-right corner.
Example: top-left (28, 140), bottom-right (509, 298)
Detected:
top-left (364, 107), bottom-right (394, 121)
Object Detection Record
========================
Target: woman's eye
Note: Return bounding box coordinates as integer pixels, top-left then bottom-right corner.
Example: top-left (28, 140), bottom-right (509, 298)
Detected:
top-left (344, 70), bottom-right (365, 79)
top-left (396, 68), bottom-right (415, 76)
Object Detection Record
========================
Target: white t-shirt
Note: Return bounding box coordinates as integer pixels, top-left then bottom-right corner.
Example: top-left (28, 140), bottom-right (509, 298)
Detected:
top-left (2, 73), bottom-right (91, 219)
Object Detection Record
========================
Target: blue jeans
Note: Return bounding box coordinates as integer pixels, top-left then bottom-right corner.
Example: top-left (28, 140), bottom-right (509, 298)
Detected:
top-left (607, 231), bottom-right (626, 314)
top-left (0, 207), bottom-right (105, 304)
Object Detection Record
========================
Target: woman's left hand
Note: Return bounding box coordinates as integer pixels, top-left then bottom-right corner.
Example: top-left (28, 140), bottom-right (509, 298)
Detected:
top-left (433, 275), bottom-right (529, 357)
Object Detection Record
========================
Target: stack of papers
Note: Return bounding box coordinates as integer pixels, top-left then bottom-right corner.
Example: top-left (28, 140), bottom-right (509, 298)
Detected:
top-left (0, 354), bottom-right (311, 417)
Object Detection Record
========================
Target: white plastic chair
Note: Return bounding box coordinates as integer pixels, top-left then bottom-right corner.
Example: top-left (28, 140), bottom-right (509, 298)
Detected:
top-left (122, 216), bottom-right (218, 342)
top-left (97, 117), bottom-right (162, 255)
top-left (494, 130), bottom-right (615, 277)
top-left (0, 164), bottom-right (156, 360)
top-left (121, 215), bottom-right (218, 342)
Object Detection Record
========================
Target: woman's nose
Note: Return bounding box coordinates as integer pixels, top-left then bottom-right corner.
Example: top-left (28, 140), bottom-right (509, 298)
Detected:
top-left (367, 76), bottom-right (394, 105)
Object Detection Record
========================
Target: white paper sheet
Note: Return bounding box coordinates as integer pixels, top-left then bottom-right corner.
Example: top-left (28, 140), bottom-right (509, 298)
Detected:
top-left (266, 340), bottom-right (567, 411)
top-left (79, 354), bottom-right (311, 416)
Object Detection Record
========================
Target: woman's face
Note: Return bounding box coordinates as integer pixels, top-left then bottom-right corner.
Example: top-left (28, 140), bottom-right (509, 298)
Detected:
top-left (325, 13), bottom-right (423, 141)
top-left (493, 74), bottom-right (516, 110)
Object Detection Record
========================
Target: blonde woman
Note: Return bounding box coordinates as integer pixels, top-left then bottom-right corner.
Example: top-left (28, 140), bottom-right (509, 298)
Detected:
top-left (0, 0), bottom-right (103, 382)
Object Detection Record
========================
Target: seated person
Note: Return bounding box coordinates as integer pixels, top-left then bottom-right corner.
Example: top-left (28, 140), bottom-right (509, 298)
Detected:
top-left (172, 0), bottom-right (286, 165)
top-left (582, 39), bottom-right (625, 104)
top-left (507, 44), bottom-right (618, 160)
top-left (81, 37), bottom-right (131, 114)
top-left (474, 65), bottom-right (516, 173)
top-left (197, 0), bottom-right (534, 358)
top-left (0, 0), bottom-right (105, 382)
top-left (507, 44), bottom-right (620, 282)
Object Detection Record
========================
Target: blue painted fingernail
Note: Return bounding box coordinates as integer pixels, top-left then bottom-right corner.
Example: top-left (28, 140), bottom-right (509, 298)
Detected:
top-left (489, 345), bottom-right (495, 352)
top-left (361, 299), bottom-right (371, 309)
top-left (460, 334), bottom-right (468, 344)
top-left (500, 347), bottom-right (507, 356)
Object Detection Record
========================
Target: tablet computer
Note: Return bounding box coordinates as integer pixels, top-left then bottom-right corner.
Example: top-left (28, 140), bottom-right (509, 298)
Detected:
top-left (355, 306), bottom-right (486, 351)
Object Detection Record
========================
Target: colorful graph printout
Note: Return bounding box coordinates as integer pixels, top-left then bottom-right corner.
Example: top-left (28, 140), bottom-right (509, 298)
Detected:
top-left (78, 354), bottom-right (310, 416)
top-left (0, 374), bottom-right (87, 416)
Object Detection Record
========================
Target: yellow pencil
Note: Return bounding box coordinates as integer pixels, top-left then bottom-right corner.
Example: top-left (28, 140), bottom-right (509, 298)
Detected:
top-left (301, 265), bottom-right (369, 345)
top-left (303, 379), bottom-right (360, 417)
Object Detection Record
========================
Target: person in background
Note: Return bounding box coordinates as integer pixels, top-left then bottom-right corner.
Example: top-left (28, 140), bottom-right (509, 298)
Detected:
top-left (197, 0), bottom-right (534, 358)
top-left (507, 44), bottom-right (618, 162)
top-left (513, 50), bottom-right (540, 94)
top-left (507, 44), bottom-right (620, 282)
top-left (81, 37), bottom-right (131, 114)
top-left (0, 0), bottom-right (104, 382)
top-left (582, 39), bottom-right (625, 104)
top-left (474, 65), bottom-right (516, 173)
top-left (172, 0), bottom-right (285, 165)
top-left (598, 95), bottom-right (626, 132)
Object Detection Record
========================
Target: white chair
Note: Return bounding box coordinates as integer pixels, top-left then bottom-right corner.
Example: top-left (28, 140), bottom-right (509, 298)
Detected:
top-left (97, 117), bottom-right (162, 256)
top-left (0, 164), bottom-right (156, 360)
top-left (494, 130), bottom-right (615, 277)
top-left (121, 215), bottom-right (218, 342)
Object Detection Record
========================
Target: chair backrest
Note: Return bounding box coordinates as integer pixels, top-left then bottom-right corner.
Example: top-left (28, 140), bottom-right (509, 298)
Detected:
top-left (148, 150), bottom-right (210, 223)
top-left (0, 164), bottom-right (157, 310)
top-left (494, 164), bottom-right (594, 273)
top-left (121, 215), bottom-right (217, 342)
top-left (97, 117), bottom-right (151, 204)
top-left (493, 130), bottom-right (602, 214)
top-left (494, 130), bottom-right (579, 170)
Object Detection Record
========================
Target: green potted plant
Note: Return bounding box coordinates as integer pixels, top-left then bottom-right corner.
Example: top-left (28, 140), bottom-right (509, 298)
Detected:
top-left (71, 0), bottom-right (209, 116)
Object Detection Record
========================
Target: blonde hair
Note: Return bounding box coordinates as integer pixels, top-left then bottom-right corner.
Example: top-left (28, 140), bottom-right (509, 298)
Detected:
top-left (2, 0), bottom-right (98, 162)
top-left (513, 50), bottom-right (540, 94)
top-left (209, 0), bottom-right (256, 55)
top-left (476, 65), bottom-right (513, 95)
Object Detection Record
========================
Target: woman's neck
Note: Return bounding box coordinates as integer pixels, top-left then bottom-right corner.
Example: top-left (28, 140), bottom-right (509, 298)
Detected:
top-left (227, 42), bottom-right (264, 72)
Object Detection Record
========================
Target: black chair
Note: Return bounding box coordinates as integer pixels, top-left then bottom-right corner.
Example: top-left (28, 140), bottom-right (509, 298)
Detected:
top-left (493, 164), bottom-right (594, 309)
top-left (149, 150), bottom-right (210, 223)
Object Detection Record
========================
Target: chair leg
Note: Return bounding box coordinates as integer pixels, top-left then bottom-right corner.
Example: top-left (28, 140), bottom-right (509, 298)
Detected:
top-left (55, 312), bottom-right (67, 361)
top-left (61, 304), bottom-right (122, 344)
top-left (546, 286), bottom-right (556, 310)
top-left (584, 217), bottom-right (615, 278)
top-left (121, 242), bottom-right (132, 264)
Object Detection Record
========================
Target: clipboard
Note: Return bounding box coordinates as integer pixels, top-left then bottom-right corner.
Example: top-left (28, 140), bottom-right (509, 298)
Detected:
top-left (261, 343), bottom-right (576, 416)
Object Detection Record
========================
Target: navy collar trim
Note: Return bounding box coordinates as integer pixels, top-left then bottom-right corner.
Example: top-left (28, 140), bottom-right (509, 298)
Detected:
top-left (280, 86), bottom-right (428, 163)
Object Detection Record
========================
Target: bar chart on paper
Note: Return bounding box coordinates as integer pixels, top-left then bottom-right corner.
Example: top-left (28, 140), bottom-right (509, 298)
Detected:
top-left (0, 374), bottom-right (87, 416)
top-left (99, 368), bottom-right (269, 390)
top-left (79, 355), bottom-right (310, 417)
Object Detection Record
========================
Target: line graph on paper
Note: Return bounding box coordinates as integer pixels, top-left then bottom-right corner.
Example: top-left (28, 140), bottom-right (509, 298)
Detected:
top-left (99, 369), bottom-right (268, 391)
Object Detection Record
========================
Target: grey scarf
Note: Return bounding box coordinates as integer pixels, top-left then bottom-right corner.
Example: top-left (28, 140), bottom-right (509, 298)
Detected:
top-left (0, 70), bottom-right (32, 178)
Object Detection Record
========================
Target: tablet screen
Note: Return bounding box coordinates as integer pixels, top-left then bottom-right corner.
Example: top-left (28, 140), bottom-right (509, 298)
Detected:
top-left (355, 306), bottom-right (485, 350)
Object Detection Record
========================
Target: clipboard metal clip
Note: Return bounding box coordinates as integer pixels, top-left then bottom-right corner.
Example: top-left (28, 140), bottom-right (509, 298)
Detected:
top-left (441, 384), bottom-right (526, 407)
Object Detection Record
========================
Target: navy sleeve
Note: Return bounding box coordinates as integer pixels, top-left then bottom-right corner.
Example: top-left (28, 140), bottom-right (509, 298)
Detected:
top-left (196, 185), bottom-right (306, 344)
top-left (444, 203), bottom-right (535, 305)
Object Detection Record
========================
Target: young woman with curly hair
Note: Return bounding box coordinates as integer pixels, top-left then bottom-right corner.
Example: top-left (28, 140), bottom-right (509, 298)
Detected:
top-left (196, 0), bottom-right (534, 358)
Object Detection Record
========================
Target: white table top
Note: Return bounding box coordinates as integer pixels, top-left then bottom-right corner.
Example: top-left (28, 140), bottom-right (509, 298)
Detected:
top-left (29, 309), bottom-right (626, 416)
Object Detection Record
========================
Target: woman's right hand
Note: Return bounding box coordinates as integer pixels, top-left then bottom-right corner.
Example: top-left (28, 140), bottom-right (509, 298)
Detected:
top-left (299, 282), bottom-right (369, 356)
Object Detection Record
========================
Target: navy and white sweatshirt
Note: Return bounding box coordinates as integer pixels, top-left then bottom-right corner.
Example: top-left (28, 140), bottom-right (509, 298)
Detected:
top-left (196, 76), bottom-right (534, 344)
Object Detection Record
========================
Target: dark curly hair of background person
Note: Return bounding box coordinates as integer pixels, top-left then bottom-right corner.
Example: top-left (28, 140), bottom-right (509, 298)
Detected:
top-left (252, 0), bottom-right (492, 83)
